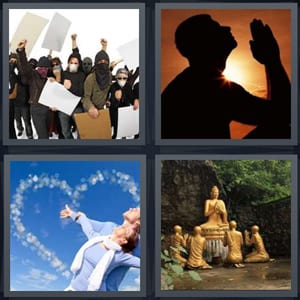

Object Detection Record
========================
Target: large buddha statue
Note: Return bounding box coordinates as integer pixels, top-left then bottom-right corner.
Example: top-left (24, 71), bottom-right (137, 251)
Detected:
top-left (200, 186), bottom-right (229, 262)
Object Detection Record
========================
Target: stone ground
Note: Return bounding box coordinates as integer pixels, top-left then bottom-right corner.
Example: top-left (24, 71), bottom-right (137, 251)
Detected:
top-left (174, 258), bottom-right (291, 290)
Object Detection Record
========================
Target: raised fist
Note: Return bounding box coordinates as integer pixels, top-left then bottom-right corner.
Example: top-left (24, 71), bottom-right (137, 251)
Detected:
top-left (17, 39), bottom-right (27, 49)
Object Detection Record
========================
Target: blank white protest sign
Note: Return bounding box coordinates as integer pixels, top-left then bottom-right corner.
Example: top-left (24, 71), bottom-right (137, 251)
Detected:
top-left (117, 39), bottom-right (139, 69)
top-left (117, 106), bottom-right (139, 138)
top-left (10, 12), bottom-right (49, 56)
top-left (41, 13), bottom-right (71, 52)
top-left (39, 80), bottom-right (81, 116)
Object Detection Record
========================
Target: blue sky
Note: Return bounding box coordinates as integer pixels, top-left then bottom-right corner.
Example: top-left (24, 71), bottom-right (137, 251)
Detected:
top-left (9, 160), bottom-right (140, 291)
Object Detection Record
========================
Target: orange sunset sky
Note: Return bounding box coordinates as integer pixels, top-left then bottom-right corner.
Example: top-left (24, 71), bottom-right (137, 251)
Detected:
top-left (161, 9), bottom-right (291, 138)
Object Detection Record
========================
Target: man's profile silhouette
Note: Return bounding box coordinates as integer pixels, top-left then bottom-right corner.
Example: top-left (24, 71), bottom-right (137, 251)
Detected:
top-left (161, 14), bottom-right (290, 139)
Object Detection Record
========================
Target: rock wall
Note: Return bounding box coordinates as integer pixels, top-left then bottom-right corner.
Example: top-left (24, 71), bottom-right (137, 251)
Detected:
top-left (230, 198), bottom-right (291, 257)
top-left (161, 160), bottom-right (226, 234)
top-left (161, 160), bottom-right (291, 257)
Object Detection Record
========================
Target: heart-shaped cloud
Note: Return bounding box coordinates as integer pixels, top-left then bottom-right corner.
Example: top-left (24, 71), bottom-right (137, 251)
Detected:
top-left (10, 169), bottom-right (140, 284)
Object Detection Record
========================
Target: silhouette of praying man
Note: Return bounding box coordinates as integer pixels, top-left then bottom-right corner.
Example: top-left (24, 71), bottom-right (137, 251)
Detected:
top-left (161, 15), bottom-right (291, 139)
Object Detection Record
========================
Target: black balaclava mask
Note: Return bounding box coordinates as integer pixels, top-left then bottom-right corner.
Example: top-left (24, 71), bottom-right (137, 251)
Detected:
top-left (94, 50), bottom-right (110, 90)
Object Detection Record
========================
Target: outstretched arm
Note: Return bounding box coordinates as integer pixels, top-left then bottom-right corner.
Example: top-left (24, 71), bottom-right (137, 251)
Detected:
top-left (60, 204), bottom-right (117, 236)
top-left (16, 39), bottom-right (34, 82)
top-left (100, 38), bottom-right (107, 52)
top-left (75, 214), bottom-right (103, 239)
top-left (70, 34), bottom-right (82, 64)
top-left (60, 204), bottom-right (100, 240)
top-left (117, 253), bottom-right (140, 268)
top-left (105, 240), bottom-right (140, 291)
top-left (71, 34), bottom-right (78, 50)
top-left (104, 255), bottom-right (140, 291)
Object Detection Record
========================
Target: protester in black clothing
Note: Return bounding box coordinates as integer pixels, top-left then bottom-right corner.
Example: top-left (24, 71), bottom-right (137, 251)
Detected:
top-left (9, 52), bottom-right (33, 140)
top-left (9, 54), bottom-right (18, 139)
top-left (51, 57), bottom-right (63, 81)
top-left (58, 54), bottom-right (85, 139)
top-left (161, 15), bottom-right (290, 139)
top-left (108, 68), bottom-right (139, 139)
top-left (71, 34), bottom-right (122, 78)
top-left (123, 66), bottom-right (139, 88)
top-left (28, 58), bottom-right (38, 70)
top-left (82, 57), bottom-right (93, 76)
top-left (48, 57), bottom-right (64, 139)
top-left (13, 63), bottom-right (33, 139)
top-left (16, 39), bottom-right (55, 139)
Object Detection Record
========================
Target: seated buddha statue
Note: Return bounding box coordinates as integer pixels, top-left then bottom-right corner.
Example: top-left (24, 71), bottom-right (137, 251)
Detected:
top-left (200, 186), bottom-right (229, 262)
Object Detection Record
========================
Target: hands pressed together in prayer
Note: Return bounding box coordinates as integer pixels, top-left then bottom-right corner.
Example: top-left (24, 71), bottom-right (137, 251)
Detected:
top-left (249, 19), bottom-right (280, 66)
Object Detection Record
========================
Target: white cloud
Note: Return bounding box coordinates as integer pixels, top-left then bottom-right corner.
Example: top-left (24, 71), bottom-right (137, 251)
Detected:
top-left (51, 257), bottom-right (63, 268)
top-left (17, 268), bottom-right (58, 291)
top-left (43, 273), bottom-right (58, 281)
top-left (21, 258), bottom-right (34, 266)
top-left (134, 275), bottom-right (140, 285)
top-left (119, 268), bottom-right (140, 291)
top-left (11, 171), bottom-right (140, 284)
top-left (62, 270), bottom-right (71, 279)
top-left (119, 285), bottom-right (140, 291)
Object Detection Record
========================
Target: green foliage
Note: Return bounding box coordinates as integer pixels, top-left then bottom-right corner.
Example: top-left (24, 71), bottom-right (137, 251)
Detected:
top-left (213, 160), bottom-right (291, 205)
top-left (161, 238), bottom-right (201, 290)
top-left (170, 264), bottom-right (184, 275)
top-left (188, 270), bottom-right (202, 281)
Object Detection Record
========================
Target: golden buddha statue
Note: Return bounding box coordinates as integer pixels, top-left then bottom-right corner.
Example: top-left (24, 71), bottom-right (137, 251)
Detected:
top-left (200, 186), bottom-right (229, 262)
top-left (223, 220), bottom-right (245, 268)
top-left (186, 226), bottom-right (212, 269)
top-left (244, 225), bottom-right (273, 263)
top-left (169, 225), bottom-right (187, 266)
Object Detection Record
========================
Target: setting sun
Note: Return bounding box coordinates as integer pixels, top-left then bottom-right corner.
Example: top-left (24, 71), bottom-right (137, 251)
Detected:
top-left (161, 8), bottom-right (291, 139)
top-left (223, 60), bottom-right (246, 86)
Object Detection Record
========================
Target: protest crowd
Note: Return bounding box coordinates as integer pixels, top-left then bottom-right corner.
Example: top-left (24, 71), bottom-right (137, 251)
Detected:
top-left (9, 35), bottom-right (139, 140)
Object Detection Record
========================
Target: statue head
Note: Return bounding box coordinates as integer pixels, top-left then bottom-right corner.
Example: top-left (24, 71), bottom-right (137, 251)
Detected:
top-left (229, 220), bottom-right (237, 230)
top-left (193, 226), bottom-right (202, 235)
top-left (251, 225), bottom-right (259, 234)
top-left (210, 185), bottom-right (219, 199)
top-left (174, 225), bottom-right (182, 234)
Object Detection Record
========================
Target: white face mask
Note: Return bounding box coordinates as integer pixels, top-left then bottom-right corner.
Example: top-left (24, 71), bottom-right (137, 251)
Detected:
top-left (117, 80), bottom-right (126, 88)
top-left (69, 63), bottom-right (79, 73)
